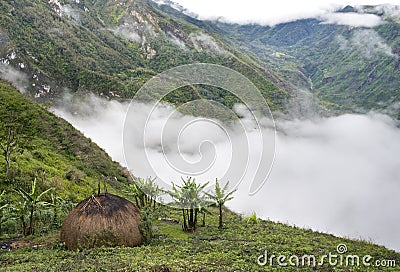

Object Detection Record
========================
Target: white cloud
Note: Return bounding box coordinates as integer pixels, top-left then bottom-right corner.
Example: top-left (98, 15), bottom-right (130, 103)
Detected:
top-left (320, 12), bottom-right (383, 27)
top-left (337, 29), bottom-right (396, 58)
top-left (0, 63), bottom-right (29, 93)
top-left (158, 0), bottom-right (400, 26)
top-left (54, 94), bottom-right (400, 251)
top-left (373, 4), bottom-right (400, 18)
top-left (167, 32), bottom-right (187, 50)
top-left (61, 4), bottom-right (82, 23)
top-left (110, 24), bottom-right (142, 43)
top-left (230, 113), bottom-right (400, 251)
top-left (189, 32), bottom-right (226, 54)
top-left (52, 94), bottom-right (129, 165)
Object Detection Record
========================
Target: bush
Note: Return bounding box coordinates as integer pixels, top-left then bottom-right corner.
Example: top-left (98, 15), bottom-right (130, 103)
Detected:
top-left (244, 212), bottom-right (258, 225)
top-left (139, 205), bottom-right (154, 243)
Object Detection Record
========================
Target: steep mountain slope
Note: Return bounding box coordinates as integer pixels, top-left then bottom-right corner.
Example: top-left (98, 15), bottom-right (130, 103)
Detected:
top-left (0, 0), bottom-right (289, 110)
top-left (1, 82), bottom-right (400, 271)
top-left (0, 79), bottom-right (131, 201)
top-left (214, 6), bottom-right (400, 115)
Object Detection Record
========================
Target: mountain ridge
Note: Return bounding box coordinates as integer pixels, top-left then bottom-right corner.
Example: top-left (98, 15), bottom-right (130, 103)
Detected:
top-left (0, 0), bottom-right (290, 111)
top-left (207, 5), bottom-right (400, 116)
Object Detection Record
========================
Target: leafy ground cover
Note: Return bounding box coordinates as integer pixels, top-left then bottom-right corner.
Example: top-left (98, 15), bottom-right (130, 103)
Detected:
top-left (1, 207), bottom-right (399, 271)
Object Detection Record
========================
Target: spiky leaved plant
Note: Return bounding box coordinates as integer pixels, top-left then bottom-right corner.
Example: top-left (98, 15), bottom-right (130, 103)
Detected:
top-left (169, 177), bottom-right (209, 232)
top-left (14, 178), bottom-right (53, 236)
top-left (206, 178), bottom-right (236, 229)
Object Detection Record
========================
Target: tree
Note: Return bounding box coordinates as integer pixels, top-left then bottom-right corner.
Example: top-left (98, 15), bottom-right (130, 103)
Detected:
top-left (13, 178), bottom-right (53, 236)
top-left (0, 190), bottom-right (8, 235)
top-left (198, 206), bottom-right (211, 227)
top-left (128, 177), bottom-right (160, 209)
top-left (0, 125), bottom-right (19, 176)
top-left (169, 177), bottom-right (209, 232)
top-left (206, 179), bottom-right (236, 229)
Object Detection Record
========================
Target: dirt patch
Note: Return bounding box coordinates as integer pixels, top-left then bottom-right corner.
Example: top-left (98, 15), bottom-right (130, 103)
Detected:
top-left (158, 218), bottom-right (180, 225)
top-left (0, 238), bottom-right (16, 251)
top-left (0, 238), bottom-right (36, 251)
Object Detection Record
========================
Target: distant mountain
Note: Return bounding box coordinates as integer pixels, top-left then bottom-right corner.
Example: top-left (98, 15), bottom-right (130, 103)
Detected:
top-left (0, 0), bottom-right (289, 110)
top-left (212, 5), bottom-right (400, 116)
top-left (1, 1), bottom-right (399, 116)
top-left (0, 79), bottom-right (130, 200)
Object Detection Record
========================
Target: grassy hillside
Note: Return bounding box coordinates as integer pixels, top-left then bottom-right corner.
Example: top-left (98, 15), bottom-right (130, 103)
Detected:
top-left (0, 81), bottom-right (399, 271)
top-left (0, 80), bottom-right (131, 201)
top-left (1, 207), bottom-right (399, 271)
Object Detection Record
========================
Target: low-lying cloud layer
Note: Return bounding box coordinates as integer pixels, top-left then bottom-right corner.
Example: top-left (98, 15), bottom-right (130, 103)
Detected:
top-left (320, 12), bottom-right (383, 27)
top-left (155, 0), bottom-right (400, 26)
top-left (54, 95), bottom-right (400, 251)
top-left (232, 113), bottom-right (400, 251)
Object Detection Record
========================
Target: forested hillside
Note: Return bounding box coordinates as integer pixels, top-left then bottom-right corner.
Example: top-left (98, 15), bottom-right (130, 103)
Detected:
top-left (213, 6), bottom-right (400, 115)
top-left (0, 0), bottom-right (289, 110)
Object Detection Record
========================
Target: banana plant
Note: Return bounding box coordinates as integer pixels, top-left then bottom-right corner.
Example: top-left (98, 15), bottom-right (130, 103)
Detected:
top-left (14, 178), bottom-right (54, 236)
top-left (128, 177), bottom-right (160, 208)
top-left (169, 177), bottom-right (209, 232)
top-left (50, 193), bottom-right (72, 228)
top-left (206, 179), bottom-right (237, 229)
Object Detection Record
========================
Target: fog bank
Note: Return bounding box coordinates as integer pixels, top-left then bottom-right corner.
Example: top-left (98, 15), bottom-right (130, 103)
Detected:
top-left (54, 95), bottom-right (400, 251)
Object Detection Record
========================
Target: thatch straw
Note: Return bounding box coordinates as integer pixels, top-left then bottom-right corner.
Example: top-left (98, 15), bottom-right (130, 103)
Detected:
top-left (60, 193), bottom-right (143, 250)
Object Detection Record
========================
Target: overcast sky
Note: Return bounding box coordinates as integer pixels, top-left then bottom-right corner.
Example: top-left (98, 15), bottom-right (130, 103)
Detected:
top-left (159, 0), bottom-right (400, 25)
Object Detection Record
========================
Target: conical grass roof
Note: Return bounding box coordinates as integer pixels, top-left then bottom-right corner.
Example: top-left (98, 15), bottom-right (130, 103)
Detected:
top-left (60, 193), bottom-right (143, 250)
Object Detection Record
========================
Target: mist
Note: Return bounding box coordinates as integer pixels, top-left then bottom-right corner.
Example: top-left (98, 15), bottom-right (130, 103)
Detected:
top-left (54, 94), bottom-right (400, 251)
top-left (320, 12), bottom-right (383, 27)
top-left (154, 0), bottom-right (400, 26)
top-left (0, 63), bottom-right (28, 93)
top-left (189, 32), bottom-right (227, 55)
top-left (110, 24), bottom-right (142, 43)
top-left (337, 29), bottom-right (396, 59)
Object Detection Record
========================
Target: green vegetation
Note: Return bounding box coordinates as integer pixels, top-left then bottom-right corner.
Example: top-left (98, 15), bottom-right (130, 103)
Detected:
top-left (13, 178), bottom-right (53, 236)
top-left (216, 13), bottom-right (400, 115)
top-left (205, 178), bottom-right (236, 229)
top-left (245, 212), bottom-right (259, 225)
top-left (1, 207), bottom-right (399, 271)
top-left (0, 80), bottom-right (131, 236)
top-left (127, 177), bottom-right (160, 209)
top-left (169, 177), bottom-right (209, 232)
top-left (0, 80), bottom-right (130, 194)
top-left (0, 190), bottom-right (7, 235)
top-left (0, 85), bottom-right (37, 176)
top-left (0, 80), bottom-right (399, 270)
top-left (0, 0), bottom-right (289, 110)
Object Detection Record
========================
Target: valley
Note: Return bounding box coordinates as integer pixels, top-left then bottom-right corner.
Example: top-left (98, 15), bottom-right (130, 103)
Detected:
top-left (0, 0), bottom-right (400, 271)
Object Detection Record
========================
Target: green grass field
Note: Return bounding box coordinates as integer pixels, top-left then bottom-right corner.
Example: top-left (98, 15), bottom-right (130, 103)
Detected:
top-left (1, 207), bottom-right (399, 271)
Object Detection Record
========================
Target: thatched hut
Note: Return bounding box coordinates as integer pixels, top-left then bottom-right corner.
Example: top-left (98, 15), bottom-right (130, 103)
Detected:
top-left (60, 193), bottom-right (143, 250)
